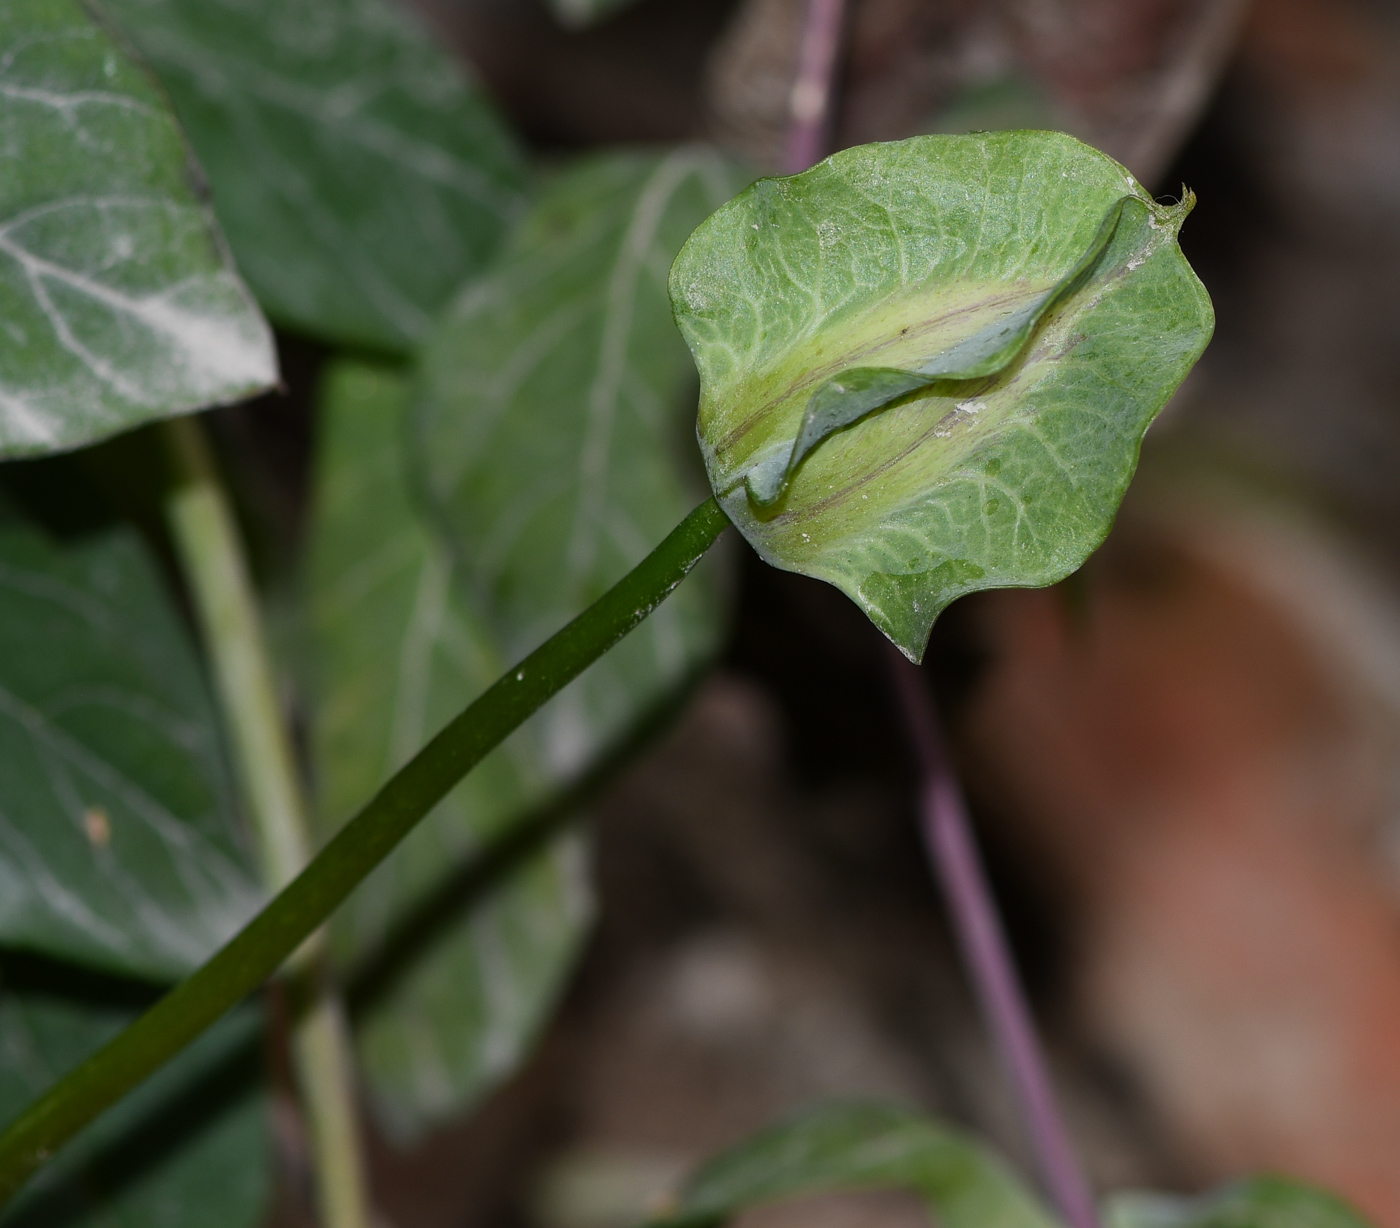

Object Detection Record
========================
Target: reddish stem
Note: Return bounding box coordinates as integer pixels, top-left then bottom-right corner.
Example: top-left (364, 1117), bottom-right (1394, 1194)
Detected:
top-left (782, 0), bottom-right (848, 175)
top-left (777, 4), bottom-right (1097, 1220)
top-left (887, 650), bottom-right (1100, 1228)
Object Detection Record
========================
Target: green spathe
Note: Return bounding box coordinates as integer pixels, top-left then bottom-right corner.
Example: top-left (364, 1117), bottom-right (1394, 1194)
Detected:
top-left (671, 131), bottom-right (1214, 660)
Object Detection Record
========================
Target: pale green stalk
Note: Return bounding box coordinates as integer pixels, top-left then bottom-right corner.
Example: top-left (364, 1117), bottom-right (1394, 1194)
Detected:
top-left (161, 415), bottom-right (372, 1228)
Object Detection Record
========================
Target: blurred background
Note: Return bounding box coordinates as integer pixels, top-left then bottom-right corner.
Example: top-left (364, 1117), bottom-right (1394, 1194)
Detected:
top-left (240, 0), bottom-right (1400, 1224)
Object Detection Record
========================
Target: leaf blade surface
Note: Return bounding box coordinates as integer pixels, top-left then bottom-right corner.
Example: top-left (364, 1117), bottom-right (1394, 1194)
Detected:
top-left (308, 361), bottom-right (592, 1140)
top-left (652, 1102), bottom-right (1059, 1228)
top-left (0, 970), bottom-right (268, 1228)
top-left (413, 149), bottom-right (743, 775)
top-left (0, 0), bottom-right (276, 458)
top-left (1106, 1178), bottom-right (1377, 1228)
top-left (104, 0), bottom-right (530, 353)
top-left (0, 502), bottom-right (263, 980)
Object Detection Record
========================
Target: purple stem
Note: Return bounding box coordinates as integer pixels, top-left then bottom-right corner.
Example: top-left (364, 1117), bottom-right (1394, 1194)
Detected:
top-left (887, 649), bottom-right (1100, 1228)
top-left (776, 5), bottom-right (1096, 1220)
top-left (782, 0), bottom-right (849, 175)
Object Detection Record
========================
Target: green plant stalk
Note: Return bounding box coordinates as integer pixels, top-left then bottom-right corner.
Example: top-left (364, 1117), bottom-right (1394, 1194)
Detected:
top-left (161, 416), bottom-right (372, 1228)
top-left (0, 489), bottom-right (730, 1206)
top-left (290, 987), bottom-right (368, 1228)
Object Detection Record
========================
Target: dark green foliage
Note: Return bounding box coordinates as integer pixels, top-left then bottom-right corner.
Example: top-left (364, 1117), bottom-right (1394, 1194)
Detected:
top-left (0, 499), bottom-right (261, 981)
top-left (0, 960), bottom-right (268, 1228)
top-left (0, 0), bottom-right (275, 458)
top-left (309, 361), bottom-right (593, 1139)
top-left (651, 1102), bottom-right (1057, 1228)
top-left (104, 0), bottom-right (529, 354)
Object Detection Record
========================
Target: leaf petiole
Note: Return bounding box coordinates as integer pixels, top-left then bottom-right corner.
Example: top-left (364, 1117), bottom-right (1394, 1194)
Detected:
top-left (162, 416), bottom-right (373, 1228)
top-left (0, 495), bottom-right (731, 1207)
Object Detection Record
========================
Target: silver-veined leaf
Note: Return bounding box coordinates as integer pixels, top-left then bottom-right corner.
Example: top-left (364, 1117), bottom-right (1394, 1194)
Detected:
top-left (104, 0), bottom-right (530, 354)
top-left (308, 361), bottom-right (592, 1141)
top-left (0, 0), bottom-right (275, 458)
top-left (412, 149), bottom-right (743, 780)
top-left (670, 132), bottom-right (1214, 660)
top-left (0, 501), bottom-right (263, 980)
top-left (649, 1102), bottom-right (1059, 1228)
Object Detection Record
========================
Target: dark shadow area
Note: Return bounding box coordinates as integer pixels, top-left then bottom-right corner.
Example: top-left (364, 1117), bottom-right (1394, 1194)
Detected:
top-left (0, 948), bottom-right (168, 1009)
top-left (345, 668), bottom-right (710, 1018)
top-left (418, 0), bottom-right (744, 150)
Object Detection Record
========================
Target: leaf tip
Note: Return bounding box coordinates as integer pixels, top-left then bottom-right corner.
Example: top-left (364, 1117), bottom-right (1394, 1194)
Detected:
top-left (1152, 187), bottom-right (1197, 235)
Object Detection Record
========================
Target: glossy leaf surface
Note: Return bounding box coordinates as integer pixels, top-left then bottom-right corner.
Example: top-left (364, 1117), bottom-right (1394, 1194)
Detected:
top-left (0, 0), bottom-right (275, 458)
top-left (0, 507), bottom-right (262, 980)
top-left (414, 149), bottom-right (742, 776)
top-left (671, 132), bottom-right (1214, 659)
top-left (1107, 1179), bottom-right (1376, 1228)
top-left (0, 968), bottom-right (267, 1228)
top-left (105, 0), bottom-right (529, 354)
top-left (308, 361), bottom-right (592, 1140)
top-left (651, 1102), bottom-right (1058, 1228)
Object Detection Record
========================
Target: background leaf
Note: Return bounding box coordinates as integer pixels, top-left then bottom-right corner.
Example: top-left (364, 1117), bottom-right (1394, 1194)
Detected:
top-left (103, 0), bottom-right (530, 354)
top-left (1106, 1179), bottom-right (1377, 1228)
top-left (0, 487), bottom-right (262, 981)
top-left (308, 361), bottom-right (593, 1141)
top-left (0, 960), bottom-right (268, 1228)
top-left (546, 0), bottom-right (648, 30)
top-left (412, 149), bottom-right (743, 779)
top-left (671, 132), bottom-right (1214, 660)
top-left (651, 1102), bottom-right (1059, 1228)
top-left (0, 0), bottom-right (276, 459)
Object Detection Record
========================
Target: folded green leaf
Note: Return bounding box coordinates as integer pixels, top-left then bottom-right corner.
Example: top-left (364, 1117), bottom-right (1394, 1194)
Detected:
top-left (0, 496), bottom-right (263, 980)
top-left (309, 361), bottom-right (592, 1140)
top-left (104, 0), bottom-right (529, 354)
top-left (650, 1102), bottom-right (1059, 1228)
top-left (671, 132), bottom-right (1214, 660)
top-left (413, 149), bottom-right (744, 775)
top-left (0, 965), bottom-right (268, 1228)
top-left (744, 195), bottom-right (1132, 506)
top-left (1107, 1178), bottom-right (1376, 1228)
top-left (0, 0), bottom-right (276, 458)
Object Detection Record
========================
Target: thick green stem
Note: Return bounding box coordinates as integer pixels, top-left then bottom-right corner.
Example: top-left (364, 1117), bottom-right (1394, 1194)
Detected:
top-left (161, 416), bottom-right (372, 1228)
top-left (0, 487), bottom-right (730, 1207)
